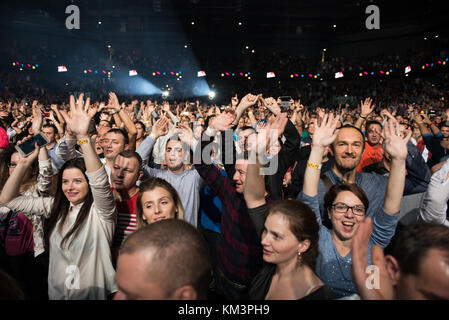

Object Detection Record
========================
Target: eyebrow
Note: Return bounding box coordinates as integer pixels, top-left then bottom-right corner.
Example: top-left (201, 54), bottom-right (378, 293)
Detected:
top-left (144, 197), bottom-right (169, 205)
top-left (418, 289), bottom-right (446, 300)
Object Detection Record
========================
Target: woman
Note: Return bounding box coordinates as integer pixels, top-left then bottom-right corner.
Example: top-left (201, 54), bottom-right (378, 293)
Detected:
top-left (0, 94), bottom-right (117, 300)
top-left (299, 113), bottom-right (409, 297)
top-left (0, 143), bottom-right (52, 299)
top-left (135, 177), bottom-right (184, 227)
top-left (243, 151), bottom-right (335, 299)
top-left (135, 121), bottom-right (146, 150)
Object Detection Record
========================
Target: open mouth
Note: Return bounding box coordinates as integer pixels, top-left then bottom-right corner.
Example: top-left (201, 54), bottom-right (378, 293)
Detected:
top-left (342, 221), bottom-right (355, 232)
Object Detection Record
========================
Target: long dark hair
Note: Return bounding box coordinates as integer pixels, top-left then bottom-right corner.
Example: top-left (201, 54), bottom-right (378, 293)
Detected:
top-left (44, 158), bottom-right (93, 250)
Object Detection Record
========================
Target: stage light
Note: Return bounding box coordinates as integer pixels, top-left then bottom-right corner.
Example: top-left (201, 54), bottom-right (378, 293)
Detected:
top-left (129, 70), bottom-right (138, 76)
top-left (443, 61), bottom-right (447, 65)
top-left (424, 37), bottom-right (427, 40)
top-left (58, 66), bottom-right (68, 72)
top-left (176, 73), bottom-right (179, 76)
top-left (380, 70), bottom-right (384, 74)
top-left (12, 62), bottom-right (15, 66)
top-left (294, 73), bottom-right (299, 77)
top-left (389, 69), bottom-right (392, 72)
top-left (335, 72), bottom-right (344, 78)
top-left (162, 91), bottom-right (169, 98)
top-left (208, 91), bottom-right (216, 100)
top-left (231, 73), bottom-right (235, 76)
top-left (422, 66), bottom-right (425, 69)
top-left (405, 66), bottom-right (412, 74)
top-left (238, 22), bottom-right (242, 26)
top-left (108, 45), bottom-right (111, 48)
top-left (323, 49), bottom-right (327, 52)
top-left (88, 69), bottom-right (92, 73)
top-left (35, 64), bottom-right (39, 68)
top-left (371, 72), bottom-right (374, 75)
top-left (221, 73), bottom-right (225, 77)
top-left (359, 73), bottom-right (363, 77)
top-left (197, 70), bottom-right (206, 77)
top-left (426, 64), bottom-right (429, 67)
top-left (84, 70), bottom-right (87, 74)
top-left (317, 73), bottom-right (320, 77)
top-left (301, 74), bottom-right (304, 78)
top-left (108, 72), bottom-right (111, 75)
top-left (179, 71), bottom-right (182, 74)
top-left (19, 68), bottom-right (23, 71)
top-left (191, 21), bottom-right (195, 25)
top-left (308, 74), bottom-right (313, 78)
top-left (248, 77), bottom-right (251, 79)
top-left (95, 70), bottom-right (98, 74)
top-left (251, 50), bottom-right (255, 53)
top-left (102, 70), bottom-right (106, 74)
top-left (364, 72), bottom-right (368, 75)
top-left (98, 21), bottom-right (102, 25)
top-left (248, 72), bottom-right (251, 75)
top-left (184, 45), bottom-right (188, 48)
top-left (163, 72), bottom-right (166, 75)
top-left (240, 72), bottom-right (244, 76)
top-left (435, 35), bottom-right (439, 38)
top-left (245, 46), bottom-right (249, 49)
top-left (290, 74), bottom-right (294, 78)
top-left (32, 66), bottom-right (35, 69)
top-left (314, 75), bottom-right (317, 79)
top-left (156, 71), bottom-right (160, 75)
top-left (170, 72), bottom-right (174, 75)
top-left (431, 63), bottom-right (434, 67)
top-left (225, 72), bottom-right (229, 76)
top-left (386, 72), bottom-right (390, 75)
top-left (245, 74), bottom-right (248, 77)
top-left (266, 72), bottom-right (275, 78)
top-left (112, 66), bottom-right (115, 68)
top-left (438, 61), bottom-right (442, 64)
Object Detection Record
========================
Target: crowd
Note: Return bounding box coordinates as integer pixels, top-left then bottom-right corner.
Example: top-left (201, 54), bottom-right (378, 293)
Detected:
top-left (0, 86), bottom-right (449, 300)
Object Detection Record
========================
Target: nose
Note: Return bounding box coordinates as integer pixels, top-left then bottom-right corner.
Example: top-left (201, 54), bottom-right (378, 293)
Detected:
top-left (154, 204), bottom-right (161, 214)
top-left (261, 232), bottom-right (270, 247)
top-left (344, 207), bottom-right (355, 218)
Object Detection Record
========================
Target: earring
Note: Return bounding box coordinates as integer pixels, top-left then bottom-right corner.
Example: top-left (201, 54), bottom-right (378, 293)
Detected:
top-left (298, 252), bottom-right (301, 257)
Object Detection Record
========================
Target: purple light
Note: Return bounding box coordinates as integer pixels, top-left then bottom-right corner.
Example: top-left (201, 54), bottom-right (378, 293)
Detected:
top-left (225, 72), bottom-right (229, 76)
top-left (308, 74), bottom-right (313, 77)
top-left (294, 73), bottom-right (299, 77)
top-left (170, 71), bottom-right (174, 75)
top-left (426, 64), bottom-right (429, 67)
top-left (156, 71), bottom-right (160, 75)
top-left (102, 70), bottom-right (106, 74)
top-left (364, 72), bottom-right (368, 75)
top-left (380, 70), bottom-right (384, 74)
top-left (88, 69), bottom-right (92, 73)
top-left (438, 61), bottom-right (442, 64)
top-left (240, 72), bottom-right (244, 76)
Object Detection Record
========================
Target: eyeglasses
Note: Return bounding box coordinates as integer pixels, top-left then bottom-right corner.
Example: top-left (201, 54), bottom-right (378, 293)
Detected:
top-left (332, 202), bottom-right (366, 217)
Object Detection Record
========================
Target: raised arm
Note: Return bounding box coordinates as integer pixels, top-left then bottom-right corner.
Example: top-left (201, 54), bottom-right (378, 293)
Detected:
top-left (355, 98), bottom-right (375, 129)
top-left (136, 116), bottom-right (169, 163)
top-left (110, 92), bottom-right (137, 151)
top-left (381, 119), bottom-right (411, 215)
top-left (302, 114), bottom-right (340, 197)
top-left (231, 93), bottom-right (259, 125)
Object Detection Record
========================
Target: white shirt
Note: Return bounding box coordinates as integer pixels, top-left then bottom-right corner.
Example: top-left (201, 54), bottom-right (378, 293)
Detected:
top-left (6, 166), bottom-right (117, 299)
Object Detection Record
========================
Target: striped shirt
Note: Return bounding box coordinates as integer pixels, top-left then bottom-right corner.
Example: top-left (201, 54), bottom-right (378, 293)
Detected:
top-left (112, 192), bottom-right (139, 249)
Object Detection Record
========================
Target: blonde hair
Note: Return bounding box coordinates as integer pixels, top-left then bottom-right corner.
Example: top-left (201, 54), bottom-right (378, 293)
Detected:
top-left (136, 177), bottom-right (184, 228)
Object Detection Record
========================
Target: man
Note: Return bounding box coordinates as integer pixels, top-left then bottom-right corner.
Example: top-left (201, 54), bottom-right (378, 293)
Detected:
top-left (356, 120), bottom-right (383, 172)
top-left (101, 128), bottom-right (129, 182)
top-left (136, 118), bottom-right (203, 228)
top-left (417, 116), bottom-right (449, 169)
top-left (114, 219), bottom-right (212, 300)
top-left (42, 123), bottom-right (65, 170)
top-left (299, 124), bottom-right (421, 226)
top-left (110, 150), bottom-right (143, 261)
top-left (352, 219), bottom-right (449, 300)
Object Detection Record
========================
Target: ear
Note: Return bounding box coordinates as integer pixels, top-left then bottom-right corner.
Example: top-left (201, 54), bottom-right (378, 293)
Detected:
top-left (328, 144), bottom-right (335, 157)
top-left (171, 285), bottom-right (197, 300)
top-left (138, 170), bottom-right (143, 181)
top-left (297, 239), bottom-right (311, 254)
top-left (124, 143), bottom-right (129, 150)
top-left (327, 208), bottom-right (333, 221)
top-left (385, 255), bottom-right (400, 286)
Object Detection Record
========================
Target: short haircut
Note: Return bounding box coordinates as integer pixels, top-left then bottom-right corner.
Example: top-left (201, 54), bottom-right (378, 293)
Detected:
top-left (365, 120), bottom-right (382, 133)
top-left (331, 124), bottom-right (365, 152)
top-left (393, 222), bottom-right (449, 276)
top-left (106, 128), bottom-right (129, 145)
top-left (119, 219), bottom-right (212, 299)
top-left (114, 150), bottom-right (143, 169)
top-left (42, 123), bottom-right (57, 133)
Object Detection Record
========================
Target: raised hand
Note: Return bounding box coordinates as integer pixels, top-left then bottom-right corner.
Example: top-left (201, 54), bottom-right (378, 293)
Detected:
top-left (351, 217), bottom-right (395, 300)
top-left (176, 123), bottom-right (194, 146)
top-left (312, 113), bottom-right (340, 148)
top-left (360, 98), bottom-right (375, 117)
top-left (209, 109), bottom-right (236, 131)
top-left (109, 92), bottom-right (121, 112)
top-left (162, 101), bottom-right (170, 113)
top-left (264, 97), bottom-right (281, 115)
top-left (382, 119), bottom-right (411, 161)
top-left (60, 94), bottom-right (94, 137)
top-left (238, 93), bottom-right (259, 110)
top-left (150, 116), bottom-right (169, 138)
top-left (31, 104), bottom-right (43, 135)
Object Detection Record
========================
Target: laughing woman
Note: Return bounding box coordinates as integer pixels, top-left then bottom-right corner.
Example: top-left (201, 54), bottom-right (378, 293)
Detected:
top-left (299, 114), bottom-right (410, 298)
top-left (0, 94), bottom-right (117, 300)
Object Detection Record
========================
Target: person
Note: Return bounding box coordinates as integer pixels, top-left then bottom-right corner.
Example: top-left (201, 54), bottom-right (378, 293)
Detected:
top-left (298, 114), bottom-right (409, 297)
top-left (193, 109), bottom-right (283, 300)
top-left (114, 219), bottom-right (212, 300)
top-left (352, 219), bottom-right (449, 300)
top-left (356, 121), bottom-right (383, 172)
top-left (419, 157), bottom-right (449, 226)
top-left (134, 121), bottom-right (146, 150)
top-left (135, 177), bottom-right (184, 226)
top-left (0, 94), bottom-right (117, 299)
top-left (136, 118), bottom-right (203, 228)
top-left (41, 123), bottom-right (65, 170)
top-left (243, 152), bottom-right (335, 300)
top-left (110, 150), bottom-right (143, 261)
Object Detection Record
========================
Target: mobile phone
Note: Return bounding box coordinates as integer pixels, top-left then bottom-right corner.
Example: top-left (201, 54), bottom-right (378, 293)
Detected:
top-left (43, 112), bottom-right (50, 118)
top-left (279, 96), bottom-right (292, 109)
top-left (15, 133), bottom-right (50, 157)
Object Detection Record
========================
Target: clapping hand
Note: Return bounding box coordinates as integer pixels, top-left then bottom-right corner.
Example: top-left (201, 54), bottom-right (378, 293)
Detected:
top-left (209, 109), bottom-right (236, 131)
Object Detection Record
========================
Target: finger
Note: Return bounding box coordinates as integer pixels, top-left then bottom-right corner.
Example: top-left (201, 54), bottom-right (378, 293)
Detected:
top-left (85, 97), bottom-right (91, 112)
top-left (69, 95), bottom-right (76, 112)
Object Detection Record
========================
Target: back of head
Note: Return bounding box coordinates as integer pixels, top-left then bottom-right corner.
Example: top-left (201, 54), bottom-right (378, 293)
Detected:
top-left (120, 219), bottom-right (211, 299)
top-left (393, 222), bottom-right (449, 276)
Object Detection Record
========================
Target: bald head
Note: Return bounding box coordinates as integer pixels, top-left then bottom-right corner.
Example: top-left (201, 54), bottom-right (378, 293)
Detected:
top-left (116, 219), bottom-right (212, 300)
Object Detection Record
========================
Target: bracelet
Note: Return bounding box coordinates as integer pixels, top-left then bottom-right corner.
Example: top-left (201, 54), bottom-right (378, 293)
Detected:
top-left (360, 115), bottom-right (367, 119)
top-left (307, 161), bottom-right (322, 170)
top-left (417, 121), bottom-right (423, 124)
top-left (77, 137), bottom-right (90, 145)
top-left (149, 132), bottom-right (158, 140)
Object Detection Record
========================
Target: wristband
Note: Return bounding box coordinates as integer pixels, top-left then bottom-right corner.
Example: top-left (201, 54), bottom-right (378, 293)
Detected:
top-left (307, 161), bottom-right (322, 170)
top-left (77, 137), bottom-right (90, 145)
top-left (360, 115), bottom-right (367, 119)
top-left (149, 132), bottom-right (158, 140)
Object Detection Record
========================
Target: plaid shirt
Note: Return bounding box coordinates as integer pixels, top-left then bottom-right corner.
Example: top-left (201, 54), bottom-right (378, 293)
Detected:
top-left (195, 133), bottom-right (275, 285)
